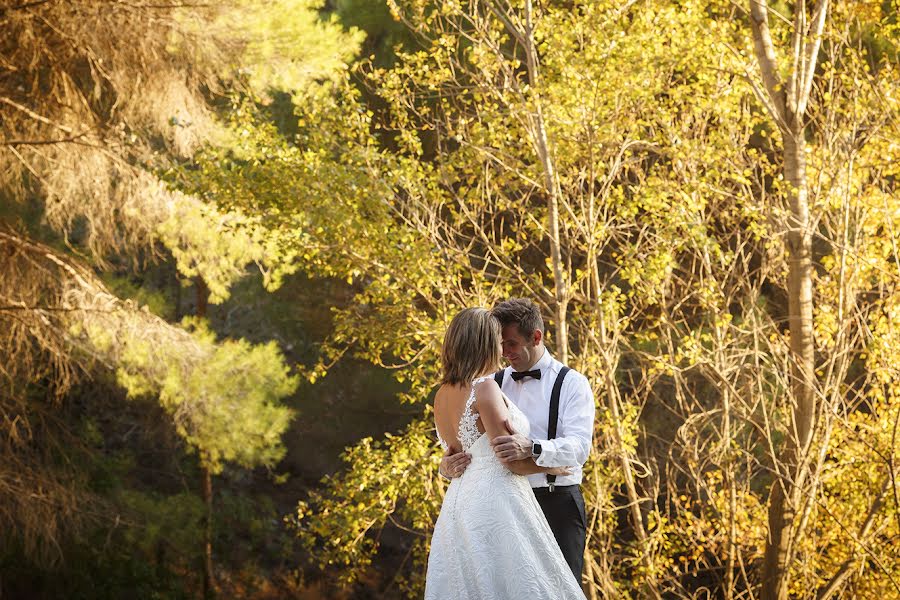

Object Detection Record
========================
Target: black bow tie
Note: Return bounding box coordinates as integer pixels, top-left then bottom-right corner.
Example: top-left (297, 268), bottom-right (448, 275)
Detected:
top-left (511, 369), bottom-right (541, 382)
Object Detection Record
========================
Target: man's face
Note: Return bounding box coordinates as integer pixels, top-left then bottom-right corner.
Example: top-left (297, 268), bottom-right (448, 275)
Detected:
top-left (500, 324), bottom-right (542, 372)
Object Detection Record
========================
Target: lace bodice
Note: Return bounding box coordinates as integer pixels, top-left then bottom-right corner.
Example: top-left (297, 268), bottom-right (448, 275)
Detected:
top-left (436, 376), bottom-right (530, 454)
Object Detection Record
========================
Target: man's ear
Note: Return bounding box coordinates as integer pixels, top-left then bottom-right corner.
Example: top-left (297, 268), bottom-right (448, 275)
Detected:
top-left (532, 329), bottom-right (543, 346)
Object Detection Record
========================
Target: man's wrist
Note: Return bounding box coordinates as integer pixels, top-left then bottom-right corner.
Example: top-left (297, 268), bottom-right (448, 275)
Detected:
top-left (531, 439), bottom-right (542, 459)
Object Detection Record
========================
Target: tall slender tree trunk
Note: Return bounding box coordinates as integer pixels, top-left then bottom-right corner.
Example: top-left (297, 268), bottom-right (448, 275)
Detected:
top-left (195, 277), bottom-right (215, 599)
top-left (721, 367), bottom-right (736, 600)
top-left (784, 133), bottom-right (817, 455)
top-left (747, 2), bottom-right (828, 596)
top-left (761, 130), bottom-right (817, 600)
top-left (521, 0), bottom-right (568, 363)
top-left (201, 464), bottom-right (215, 599)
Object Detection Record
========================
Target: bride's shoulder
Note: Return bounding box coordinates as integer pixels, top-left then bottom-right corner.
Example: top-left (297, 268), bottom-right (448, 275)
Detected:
top-left (473, 375), bottom-right (499, 390)
top-left (433, 384), bottom-right (452, 406)
top-left (472, 376), bottom-right (502, 404)
top-left (434, 383), bottom-right (456, 403)
top-left (434, 382), bottom-right (469, 406)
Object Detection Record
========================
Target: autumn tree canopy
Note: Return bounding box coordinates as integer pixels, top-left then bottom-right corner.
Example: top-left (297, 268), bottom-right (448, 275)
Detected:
top-left (2, 1), bottom-right (899, 599)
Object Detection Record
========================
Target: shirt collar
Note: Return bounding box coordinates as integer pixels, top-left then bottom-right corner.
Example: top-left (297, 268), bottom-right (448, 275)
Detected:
top-left (528, 348), bottom-right (553, 373)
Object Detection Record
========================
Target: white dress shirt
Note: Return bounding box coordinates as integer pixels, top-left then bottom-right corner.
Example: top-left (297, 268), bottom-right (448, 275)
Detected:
top-left (499, 349), bottom-right (595, 488)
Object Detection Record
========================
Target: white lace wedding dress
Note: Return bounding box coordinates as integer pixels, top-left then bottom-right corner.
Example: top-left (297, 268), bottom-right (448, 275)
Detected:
top-left (426, 376), bottom-right (586, 599)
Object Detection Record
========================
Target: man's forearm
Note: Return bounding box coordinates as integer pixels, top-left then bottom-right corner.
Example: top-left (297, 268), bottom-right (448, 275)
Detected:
top-left (533, 436), bottom-right (590, 468)
top-left (505, 457), bottom-right (561, 476)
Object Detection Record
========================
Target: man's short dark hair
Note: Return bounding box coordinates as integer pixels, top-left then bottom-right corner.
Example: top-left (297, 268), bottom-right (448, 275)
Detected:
top-left (491, 298), bottom-right (544, 339)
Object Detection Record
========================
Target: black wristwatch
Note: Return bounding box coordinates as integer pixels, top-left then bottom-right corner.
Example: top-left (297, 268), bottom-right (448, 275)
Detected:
top-left (532, 441), bottom-right (542, 457)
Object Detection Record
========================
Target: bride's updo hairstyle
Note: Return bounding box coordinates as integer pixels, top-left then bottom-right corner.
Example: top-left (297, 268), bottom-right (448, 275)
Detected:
top-left (441, 307), bottom-right (502, 386)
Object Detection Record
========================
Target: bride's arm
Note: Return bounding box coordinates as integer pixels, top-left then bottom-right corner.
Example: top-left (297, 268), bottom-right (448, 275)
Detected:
top-left (475, 381), bottom-right (571, 477)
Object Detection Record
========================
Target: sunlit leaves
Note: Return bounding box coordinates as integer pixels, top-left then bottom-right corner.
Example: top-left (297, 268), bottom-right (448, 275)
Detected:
top-left (290, 418), bottom-right (439, 589)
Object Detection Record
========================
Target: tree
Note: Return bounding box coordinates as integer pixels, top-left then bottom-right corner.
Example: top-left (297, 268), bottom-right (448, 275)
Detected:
top-left (743, 1), bottom-right (900, 597)
top-left (0, 230), bottom-right (298, 571)
top-left (0, 0), bottom-right (358, 578)
top-left (745, 2), bottom-right (827, 596)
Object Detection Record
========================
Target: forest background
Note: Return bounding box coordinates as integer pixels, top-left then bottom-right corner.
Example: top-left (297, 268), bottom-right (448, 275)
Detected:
top-left (1, 0), bottom-right (899, 599)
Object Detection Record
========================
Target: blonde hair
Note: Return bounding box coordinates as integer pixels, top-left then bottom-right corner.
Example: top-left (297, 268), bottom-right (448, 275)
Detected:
top-left (441, 308), bottom-right (502, 386)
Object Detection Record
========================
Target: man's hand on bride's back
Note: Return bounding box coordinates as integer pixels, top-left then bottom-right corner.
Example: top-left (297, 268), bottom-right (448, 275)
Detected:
top-left (439, 447), bottom-right (471, 479)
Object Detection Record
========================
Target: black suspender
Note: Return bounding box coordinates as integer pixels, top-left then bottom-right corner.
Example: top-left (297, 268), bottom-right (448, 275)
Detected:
top-left (494, 365), bottom-right (571, 492)
top-left (546, 366), bottom-right (570, 491)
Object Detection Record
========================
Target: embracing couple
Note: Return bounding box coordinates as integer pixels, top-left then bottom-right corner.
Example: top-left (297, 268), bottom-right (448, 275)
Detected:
top-left (426, 298), bottom-right (595, 599)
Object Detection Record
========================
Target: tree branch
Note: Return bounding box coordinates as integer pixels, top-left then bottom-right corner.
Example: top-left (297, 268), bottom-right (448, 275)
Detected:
top-left (816, 475), bottom-right (897, 599)
top-left (2, 130), bottom-right (92, 147)
top-left (797, 0), bottom-right (830, 117)
top-left (748, 0), bottom-right (789, 128)
top-left (0, 96), bottom-right (74, 134)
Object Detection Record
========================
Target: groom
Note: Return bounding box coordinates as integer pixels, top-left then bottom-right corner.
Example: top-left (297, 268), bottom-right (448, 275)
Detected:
top-left (439, 298), bottom-right (595, 581)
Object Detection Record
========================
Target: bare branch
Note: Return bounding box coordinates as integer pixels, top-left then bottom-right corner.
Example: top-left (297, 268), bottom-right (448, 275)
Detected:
top-left (748, 0), bottom-right (789, 127)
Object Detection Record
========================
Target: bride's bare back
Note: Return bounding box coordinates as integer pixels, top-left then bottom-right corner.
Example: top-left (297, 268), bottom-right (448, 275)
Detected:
top-left (433, 382), bottom-right (487, 453)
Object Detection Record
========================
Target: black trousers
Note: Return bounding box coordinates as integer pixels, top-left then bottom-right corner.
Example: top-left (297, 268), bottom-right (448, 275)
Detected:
top-left (533, 485), bottom-right (586, 583)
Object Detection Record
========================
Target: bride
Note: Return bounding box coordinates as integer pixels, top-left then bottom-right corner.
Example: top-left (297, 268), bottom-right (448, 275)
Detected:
top-left (426, 307), bottom-right (586, 599)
